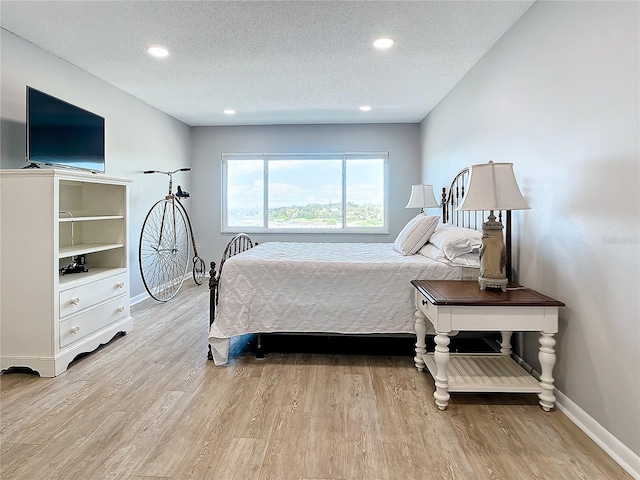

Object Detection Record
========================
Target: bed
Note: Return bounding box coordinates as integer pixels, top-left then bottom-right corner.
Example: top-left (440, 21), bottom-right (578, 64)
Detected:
top-left (208, 168), bottom-right (511, 365)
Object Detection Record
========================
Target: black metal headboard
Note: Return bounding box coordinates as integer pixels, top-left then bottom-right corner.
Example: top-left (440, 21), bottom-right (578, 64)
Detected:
top-left (441, 167), bottom-right (513, 280)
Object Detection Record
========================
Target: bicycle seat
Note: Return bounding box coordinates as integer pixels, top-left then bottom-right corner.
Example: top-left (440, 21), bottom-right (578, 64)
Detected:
top-left (176, 185), bottom-right (190, 198)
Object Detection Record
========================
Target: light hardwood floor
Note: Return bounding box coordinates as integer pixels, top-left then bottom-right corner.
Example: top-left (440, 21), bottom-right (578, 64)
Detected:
top-left (0, 282), bottom-right (630, 480)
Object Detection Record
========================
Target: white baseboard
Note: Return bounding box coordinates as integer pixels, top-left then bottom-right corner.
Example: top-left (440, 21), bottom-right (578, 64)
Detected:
top-left (129, 291), bottom-right (150, 306)
top-left (554, 389), bottom-right (640, 479)
top-left (130, 271), bottom-right (210, 307)
top-left (513, 356), bottom-right (639, 479)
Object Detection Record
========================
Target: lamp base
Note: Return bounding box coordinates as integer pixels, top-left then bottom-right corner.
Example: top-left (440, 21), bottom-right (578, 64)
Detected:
top-left (477, 212), bottom-right (507, 292)
top-left (478, 276), bottom-right (507, 292)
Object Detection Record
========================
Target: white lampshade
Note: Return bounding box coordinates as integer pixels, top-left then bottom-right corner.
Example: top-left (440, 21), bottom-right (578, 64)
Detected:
top-left (457, 161), bottom-right (530, 211)
top-left (405, 184), bottom-right (440, 209)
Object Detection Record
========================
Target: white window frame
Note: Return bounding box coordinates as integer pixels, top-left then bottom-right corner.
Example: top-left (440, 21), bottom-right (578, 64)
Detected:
top-left (222, 152), bottom-right (389, 234)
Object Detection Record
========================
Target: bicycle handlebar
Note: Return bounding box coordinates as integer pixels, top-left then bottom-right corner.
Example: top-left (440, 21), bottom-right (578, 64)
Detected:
top-left (143, 168), bottom-right (191, 175)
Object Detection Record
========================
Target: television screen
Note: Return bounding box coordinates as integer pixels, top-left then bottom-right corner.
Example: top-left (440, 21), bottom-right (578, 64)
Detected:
top-left (26, 87), bottom-right (105, 173)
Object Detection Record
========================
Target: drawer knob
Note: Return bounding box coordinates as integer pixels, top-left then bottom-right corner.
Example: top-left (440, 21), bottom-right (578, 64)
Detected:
top-left (71, 297), bottom-right (80, 305)
top-left (421, 299), bottom-right (428, 306)
top-left (71, 326), bottom-right (80, 334)
top-left (116, 282), bottom-right (125, 289)
top-left (117, 306), bottom-right (125, 313)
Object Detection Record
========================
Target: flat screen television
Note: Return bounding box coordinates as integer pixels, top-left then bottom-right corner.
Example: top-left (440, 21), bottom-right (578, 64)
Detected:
top-left (26, 86), bottom-right (105, 173)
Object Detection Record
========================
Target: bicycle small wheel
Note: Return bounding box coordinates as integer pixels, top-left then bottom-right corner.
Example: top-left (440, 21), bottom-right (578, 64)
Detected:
top-left (192, 256), bottom-right (206, 285)
top-left (139, 199), bottom-right (190, 302)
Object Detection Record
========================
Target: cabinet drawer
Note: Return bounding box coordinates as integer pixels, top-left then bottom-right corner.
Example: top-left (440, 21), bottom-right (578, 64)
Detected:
top-left (60, 272), bottom-right (128, 318)
top-left (59, 295), bottom-right (129, 348)
top-left (416, 292), bottom-right (434, 318)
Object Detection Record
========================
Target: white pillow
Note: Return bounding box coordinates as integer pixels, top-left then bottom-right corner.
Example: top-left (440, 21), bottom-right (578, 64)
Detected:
top-left (393, 214), bottom-right (440, 255)
top-left (428, 225), bottom-right (483, 260)
top-left (417, 243), bottom-right (448, 263)
top-left (451, 252), bottom-right (481, 268)
top-left (418, 243), bottom-right (481, 268)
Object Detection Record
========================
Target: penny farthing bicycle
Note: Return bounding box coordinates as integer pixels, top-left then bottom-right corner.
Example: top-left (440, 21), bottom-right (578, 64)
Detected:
top-left (139, 168), bottom-right (206, 302)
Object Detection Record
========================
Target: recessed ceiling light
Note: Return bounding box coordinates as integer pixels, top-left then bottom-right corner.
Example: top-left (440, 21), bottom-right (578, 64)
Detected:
top-left (147, 46), bottom-right (169, 58)
top-left (223, 109), bottom-right (236, 115)
top-left (373, 37), bottom-right (394, 50)
top-left (360, 105), bottom-right (372, 112)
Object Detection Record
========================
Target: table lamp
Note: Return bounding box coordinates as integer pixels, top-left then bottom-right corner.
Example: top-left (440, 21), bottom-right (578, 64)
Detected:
top-left (456, 161), bottom-right (530, 291)
top-left (405, 184), bottom-right (440, 213)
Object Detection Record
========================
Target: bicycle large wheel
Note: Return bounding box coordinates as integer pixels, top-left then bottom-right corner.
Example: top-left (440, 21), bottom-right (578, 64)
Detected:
top-left (139, 199), bottom-right (190, 302)
top-left (192, 256), bottom-right (206, 285)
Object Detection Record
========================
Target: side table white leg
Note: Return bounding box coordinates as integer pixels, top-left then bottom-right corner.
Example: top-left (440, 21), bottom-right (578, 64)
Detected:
top-left (414, 309), bottom-right (427, 371)
top-left (500, 331), bottom-right (512, 355)
top-left (538, 332), bottom-right (557, 411)
top-left (433, 331), bottom-right (451, 410)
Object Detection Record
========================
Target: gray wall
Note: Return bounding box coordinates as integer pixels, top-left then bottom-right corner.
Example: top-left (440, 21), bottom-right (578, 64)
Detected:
top-left (190, 124), bottom-right (421, 266)
top-left (0, 29), bottom-right (191, 298)
top-left (419, 1), bottom-right (639, 457)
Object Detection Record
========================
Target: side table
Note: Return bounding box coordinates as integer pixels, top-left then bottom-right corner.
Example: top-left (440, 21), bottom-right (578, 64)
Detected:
top-left (412, 280), bottom-right (564, 411)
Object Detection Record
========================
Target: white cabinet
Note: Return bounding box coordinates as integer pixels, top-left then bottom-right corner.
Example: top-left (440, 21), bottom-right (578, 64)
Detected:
top-left (0, 169), bottom-right (132, 377)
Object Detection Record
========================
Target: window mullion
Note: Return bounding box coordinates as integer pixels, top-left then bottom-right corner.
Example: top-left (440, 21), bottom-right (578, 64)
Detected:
top-left (263, 159), bottom-right (269, 229)
top-left (341, 156), bottom-right (347, 229)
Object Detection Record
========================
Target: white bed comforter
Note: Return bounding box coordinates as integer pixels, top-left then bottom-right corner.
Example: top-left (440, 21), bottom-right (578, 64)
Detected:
top-left (208, 242), bottom-right (470, 365)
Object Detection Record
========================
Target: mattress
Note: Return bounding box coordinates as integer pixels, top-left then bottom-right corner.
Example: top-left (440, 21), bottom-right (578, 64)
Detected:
top-left (208, 242), bottom-right (478, 365)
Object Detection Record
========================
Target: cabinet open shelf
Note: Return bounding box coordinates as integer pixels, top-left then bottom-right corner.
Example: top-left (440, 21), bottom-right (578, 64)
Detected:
top-left (59, 215), bottom-right (125, 222)
top-left (59, 266), bottom-right (128, 288)
top-left (59, 243), bottom-right (125, 258)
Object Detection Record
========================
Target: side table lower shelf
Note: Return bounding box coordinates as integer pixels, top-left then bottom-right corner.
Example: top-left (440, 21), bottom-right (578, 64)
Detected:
top-left (423, 353), bottom-right (541, 393)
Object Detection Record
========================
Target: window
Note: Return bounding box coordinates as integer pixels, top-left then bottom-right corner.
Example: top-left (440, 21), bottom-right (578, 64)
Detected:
top-left (222, 153), bottom-right (388, 233)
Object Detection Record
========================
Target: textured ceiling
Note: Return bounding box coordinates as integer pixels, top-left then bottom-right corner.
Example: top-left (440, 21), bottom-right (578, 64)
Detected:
top-left (1, 1), bottom-right (534, 126)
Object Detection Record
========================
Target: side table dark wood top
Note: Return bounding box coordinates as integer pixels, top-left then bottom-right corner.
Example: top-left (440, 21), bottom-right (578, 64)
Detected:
top-left (411, 280), bottom-right (565, 307)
